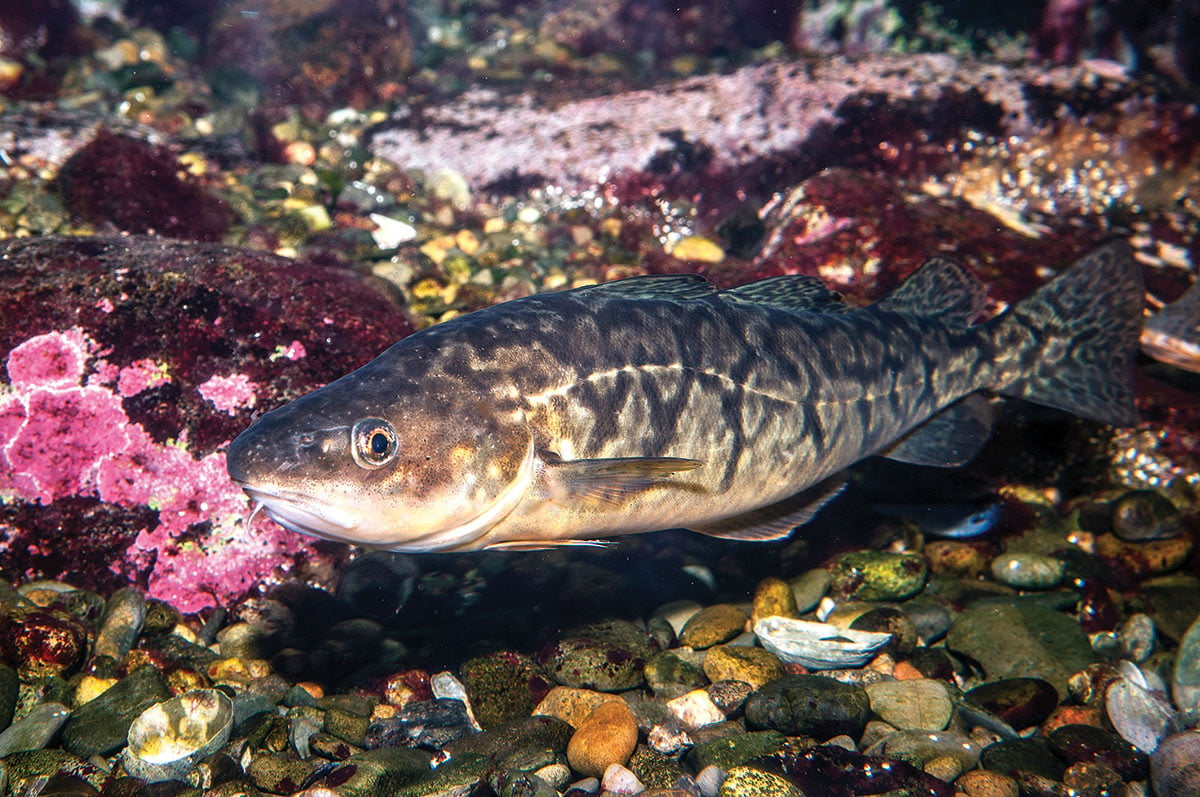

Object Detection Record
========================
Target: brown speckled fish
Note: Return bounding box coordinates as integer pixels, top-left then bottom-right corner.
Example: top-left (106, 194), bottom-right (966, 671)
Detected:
top-left (226, 243), bottom-right (1143, 552)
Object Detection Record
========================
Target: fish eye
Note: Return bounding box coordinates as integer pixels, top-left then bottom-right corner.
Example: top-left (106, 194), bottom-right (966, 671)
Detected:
top-left (351, 418), bottom-right (398, 469)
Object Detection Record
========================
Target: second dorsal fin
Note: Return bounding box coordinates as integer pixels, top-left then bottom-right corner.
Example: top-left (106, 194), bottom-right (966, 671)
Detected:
top-left (877, 257), bottom-right (987, 326)
top-left (720, 275), bottom-right (845, 312)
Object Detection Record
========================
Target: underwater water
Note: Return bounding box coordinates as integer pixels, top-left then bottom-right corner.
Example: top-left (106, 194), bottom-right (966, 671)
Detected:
top-left (1, 1), bottom-right (1200, 795)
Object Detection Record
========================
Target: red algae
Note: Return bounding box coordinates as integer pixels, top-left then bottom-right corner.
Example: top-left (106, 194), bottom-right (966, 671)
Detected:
top-left (0, 236), bottom-right (415, 612)
top-left (57, 130), bottom-right (232, 242)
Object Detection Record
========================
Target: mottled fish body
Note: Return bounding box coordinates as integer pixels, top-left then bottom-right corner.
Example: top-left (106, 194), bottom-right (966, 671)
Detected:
top-left (1143, 280), bottom-right (1200, 373)
top-left (227, 243), bottom-right (1144, 552)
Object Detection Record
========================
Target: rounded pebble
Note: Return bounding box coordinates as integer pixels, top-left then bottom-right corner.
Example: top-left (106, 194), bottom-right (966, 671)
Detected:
top-left (679, 605), bottom-right (748, 649)
top-left (830, 551), bottom-right (927, 601)
top-left (750, 577), bottom-right (799, 625)
top-left (956, 769), bottom-right (1019, 797)
top-left (744, 674), bottom-right (871, 740)
top-left (989, 552), bottom-right (1066, 590)
top-left (864, 678), bottom-right (953, 731)
top-left (718, 766), bottom-right (802, 797)
top-left (1111, 490), bottom-right (1182, 541)
top-left (566, 700), bottom-right (638, 778)
top-left (1151, 731), bottom-right (1200, 797)
top-left (702, 645), bottom-right (784, 690)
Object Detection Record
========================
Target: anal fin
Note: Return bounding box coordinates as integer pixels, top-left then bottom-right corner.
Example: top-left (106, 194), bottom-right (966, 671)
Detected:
top-left (881, 395), bottom-right (994, 467)
top-left (483, 539), bottom-right (615, 551)
top-left (688, 475), bottom-right (846, 542)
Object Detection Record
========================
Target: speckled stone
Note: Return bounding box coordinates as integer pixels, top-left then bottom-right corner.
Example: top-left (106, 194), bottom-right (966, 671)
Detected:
top-left (1096, 532), bottom-right (1194, 576)
top-left (566, 700), bottom-right (638, 778)
top-left (644, 650), bottom-right (708, 699)
top-left (956, 769), bottom-right (1019, 797)
top-left (542, 620), bottom-right (656, 692)
top-left (460, 651), bottom-right (553, 729)
top-left (533, 686), bottom-right (620, 728)
top-left (702, 645), bottom-right (785, 690)
top-left (718, 766), bottom-right (802, 796)
top-left (864, 678), bottom-right (953, 731)
top-left (925, 541), bottom-right (990, 578)
top-left (678, 604), bottom-right (748, 649)
top-left (744, 675), bottom-right (871, 740)
top-left (830, 551), bottom-right (927, 601)
top-left (0, 663), bottom-right (17, 732)
top-left (684, 730), bottom-right (786, 771)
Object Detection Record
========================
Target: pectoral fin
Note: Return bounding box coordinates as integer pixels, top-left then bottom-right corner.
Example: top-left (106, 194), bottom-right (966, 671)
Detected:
top-left (881, 395), bottom-right (994, 467)
top-left (543, 456), bottom-right (704, 505)
top-left (688, 475), bottom-right (846, 541)
top-left (482, 539), bottom-right (615, 551)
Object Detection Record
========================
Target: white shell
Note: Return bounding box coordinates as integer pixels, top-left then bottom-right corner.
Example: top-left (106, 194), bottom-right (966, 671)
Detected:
top-left (123, 689), bottom-right (234, 782)
top-left (753, 615), bottom-right (892, 670)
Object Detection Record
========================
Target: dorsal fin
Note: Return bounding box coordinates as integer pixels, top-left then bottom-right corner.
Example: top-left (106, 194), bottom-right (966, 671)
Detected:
top-left (720, 275), bottom-right (845, 312)
top-left (877, 257), bottom-right (987, 325)
top-left (567, 274), bottom-right (715, 301)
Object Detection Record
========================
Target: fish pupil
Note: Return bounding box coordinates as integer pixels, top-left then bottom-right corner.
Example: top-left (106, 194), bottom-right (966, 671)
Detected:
top-left (371, 432), bottom-right (390, 456)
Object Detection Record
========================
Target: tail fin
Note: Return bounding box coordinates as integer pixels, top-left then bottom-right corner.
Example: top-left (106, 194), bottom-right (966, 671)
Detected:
top-left (989, 241), bottom-right (1144, 426)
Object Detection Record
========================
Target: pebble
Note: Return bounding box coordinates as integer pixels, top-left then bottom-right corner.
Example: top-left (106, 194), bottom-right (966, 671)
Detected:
top-left (2, 609), bottom-right (88, 679)
top-left (685, 730), bottom-right (786, 771)
top-left (962, 677), bottom-right (1060, 731)
top-left (865, 729), bottom-right (980, 769)
top-left (644, 650), bottom-right (708, 699)
top-left (989, 552), bottom-right (1066, 590)
top-left (678, 604), bottom-right (748, 649)
top-left (1110, 489), bottom-right (1183, 541)
top-left (1172, 612), bottom-right (1200, 717)
top-left (829, 551), bottom-right (927, 601)
top-left (956, 769), bottom-right (1019, 797)
top-left (544, 621), bottom-right (656, 692)
top-left (0, 663), bottom-right (18, 731)
top-left (666, 689), bottom-right (726, 730)
top-left (743, 674), bottom-right (870, 740)
top-left (669, 235), bottom-right (725, 264)
top-left (701, 645), bottom-right (784, 690)
top-left (1151, 731), bottom-right (1200, 797)
top-left (979, 736), bottom-right (1066, 780)
top-left (788, 569), bottom-right (831, 613)
top-left (1046, 723), bottom-right (1149, 780)
top-left (864, 678), bottom-right (953, 731)
top-left (566, 700), bottom-right (639, 778)
top-left (1118, 612), bottom-right (1156, 662)
top-left (750, 577), bottom-right (798, 625)
top-left (925, 540), bottom-right (990, 578)
top-left (460, 651), bottom-right (549, 728)
top-left (1096, 532), bottom-right (1194, 576)
top-left (718, 766), bottom-right (802, 797)
top-left (533, 687), bottom-right (619, 728)
top-left (652, 600), bottom-right (703, 637)
top-left (946, 604), bottom-right (1094, 698)
top-left (1105, 661), bottom-right (1180, 753)
top-left (61, 665), bottom-right (171, 757)
top-left (0, 702), bottom-right (71, 757)
top-left (849, 606), bottom-right (919, 654)
top-left (601, 762), bottom-right (646, 794)
top-left (92, 587), bottom-right (146, 663)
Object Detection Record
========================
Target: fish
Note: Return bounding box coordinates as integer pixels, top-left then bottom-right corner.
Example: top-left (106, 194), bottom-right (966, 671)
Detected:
top-left (225, 242), bottom-right (1145, 553)
top-left (871, 502), bottom-right (1002, 539)
top-left (1142, 280), bottom-right (1200, 373)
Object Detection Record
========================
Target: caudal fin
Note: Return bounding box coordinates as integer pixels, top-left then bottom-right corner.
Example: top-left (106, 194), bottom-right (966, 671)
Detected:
top-left (989, 241), bottom-right (1144, 426)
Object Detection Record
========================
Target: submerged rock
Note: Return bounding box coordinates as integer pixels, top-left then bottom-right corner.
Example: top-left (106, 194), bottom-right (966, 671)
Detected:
top-left (0, 235), bottom-right (413, 611)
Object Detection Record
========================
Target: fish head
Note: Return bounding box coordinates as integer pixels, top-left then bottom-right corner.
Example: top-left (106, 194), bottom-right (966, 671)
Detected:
top-left (225, 377), bottom-right (535, 552)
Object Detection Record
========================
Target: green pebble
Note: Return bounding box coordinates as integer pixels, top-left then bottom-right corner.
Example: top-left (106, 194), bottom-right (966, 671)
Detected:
top-left (830, 551), bottom-right (928, 601)
top-left (685, 730), bottom-right (786, 771)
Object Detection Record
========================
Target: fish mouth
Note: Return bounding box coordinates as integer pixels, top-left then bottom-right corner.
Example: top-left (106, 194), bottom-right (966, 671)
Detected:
top-left (237, 484), bottom-right (362, 544)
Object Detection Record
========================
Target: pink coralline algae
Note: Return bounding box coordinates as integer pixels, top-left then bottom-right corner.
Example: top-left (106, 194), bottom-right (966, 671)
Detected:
top-left (115, 358), bottom-right (171, 398)
top-left (198, 373), bottom-right (259, 415)
top-left (0, 329), bottom-right (302, 613)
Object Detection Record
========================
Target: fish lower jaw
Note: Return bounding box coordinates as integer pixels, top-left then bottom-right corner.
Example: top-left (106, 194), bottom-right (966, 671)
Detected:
top-left (239, 485), bottom-right (361, 543)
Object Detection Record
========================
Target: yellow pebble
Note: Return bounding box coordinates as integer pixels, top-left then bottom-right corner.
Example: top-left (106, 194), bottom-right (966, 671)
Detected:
top-left (669, 235), bottom-right (725, 264)
top-left (75, 675), bottom-right (117, 705)
top-left (566, 700), bottom-right (638, 779)
top-left (534, 686), bottom-right (621, 728)
top-left (751, 576), bottom-right (800, 626)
